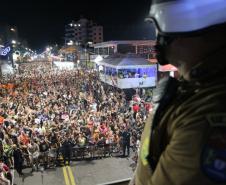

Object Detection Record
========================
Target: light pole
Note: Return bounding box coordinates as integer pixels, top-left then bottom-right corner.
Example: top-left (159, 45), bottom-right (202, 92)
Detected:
top-left (10, 40), bottom-right (17, 68)
top-left (84, 48), bottom-right (87, 69)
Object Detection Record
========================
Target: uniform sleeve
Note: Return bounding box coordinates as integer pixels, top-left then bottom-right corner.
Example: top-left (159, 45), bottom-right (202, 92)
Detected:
top-left (149, 119), bottom-right (212, 185)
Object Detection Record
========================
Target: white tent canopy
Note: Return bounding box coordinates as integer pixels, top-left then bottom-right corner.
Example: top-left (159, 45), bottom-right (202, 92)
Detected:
top-left (96, 54), bottom-right (157, 89)
top-left (96, 53), bottom-right (152, 69)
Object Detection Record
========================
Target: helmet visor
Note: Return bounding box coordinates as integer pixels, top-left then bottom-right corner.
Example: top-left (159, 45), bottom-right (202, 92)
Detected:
top-left (146, 0), bottom-right (226, 36)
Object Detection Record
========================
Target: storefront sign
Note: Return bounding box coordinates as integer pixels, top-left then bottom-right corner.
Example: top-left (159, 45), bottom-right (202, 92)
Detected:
top-left (0, 46), bottom-right (11, 56)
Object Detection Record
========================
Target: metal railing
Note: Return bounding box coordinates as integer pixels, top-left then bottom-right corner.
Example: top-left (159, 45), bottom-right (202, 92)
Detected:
top-left (97, 178), bottom-right (131, 185)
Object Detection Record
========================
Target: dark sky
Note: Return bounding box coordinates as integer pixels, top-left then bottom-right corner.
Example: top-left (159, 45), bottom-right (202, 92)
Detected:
top-left (0, 0), bottom-right (155, 49)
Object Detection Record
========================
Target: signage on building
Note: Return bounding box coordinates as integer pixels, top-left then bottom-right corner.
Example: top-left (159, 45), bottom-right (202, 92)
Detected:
top-left (0, 46), bottom-right (11, 56)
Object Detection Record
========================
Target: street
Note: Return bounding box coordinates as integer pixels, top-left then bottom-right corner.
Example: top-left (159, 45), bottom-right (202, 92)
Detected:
top-left (14, 157), bottom-right (134, 185)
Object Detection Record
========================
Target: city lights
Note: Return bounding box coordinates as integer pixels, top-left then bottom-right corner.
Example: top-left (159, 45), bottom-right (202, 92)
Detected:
top-left (10, 28), bottom-right (16, 32)
top-left (67, 40), bottom-right (74, 46)
top-left (46, 47), bottom-right (52, 52)
top-left (11, 40), bottom-right (16, 44)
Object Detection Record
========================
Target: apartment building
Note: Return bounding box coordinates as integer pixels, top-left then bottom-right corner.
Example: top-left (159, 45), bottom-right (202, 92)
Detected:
top-left (65, 18), bottom-right (103, 46)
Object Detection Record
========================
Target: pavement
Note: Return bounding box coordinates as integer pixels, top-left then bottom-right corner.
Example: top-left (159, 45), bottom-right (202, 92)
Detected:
top-left (13, 157), bottom-right (134, 185)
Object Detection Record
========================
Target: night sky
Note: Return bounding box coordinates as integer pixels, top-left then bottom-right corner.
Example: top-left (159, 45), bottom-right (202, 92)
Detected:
top-left (0, 0), bottom-right (155, 49)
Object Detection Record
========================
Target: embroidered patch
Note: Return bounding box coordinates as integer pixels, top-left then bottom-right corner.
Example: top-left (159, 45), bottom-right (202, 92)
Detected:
top-left (201, 127), bottom-right (226, 183)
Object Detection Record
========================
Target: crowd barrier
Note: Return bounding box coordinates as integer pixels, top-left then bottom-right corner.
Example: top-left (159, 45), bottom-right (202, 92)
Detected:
top-left (71, 143), bottom-right (118, 159)
top-left (21, 143), bottom-right (121, 168)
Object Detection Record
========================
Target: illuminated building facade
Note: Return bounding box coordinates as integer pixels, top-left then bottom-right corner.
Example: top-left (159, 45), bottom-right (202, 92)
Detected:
top-left (65, 18), bottom-right (103, 46)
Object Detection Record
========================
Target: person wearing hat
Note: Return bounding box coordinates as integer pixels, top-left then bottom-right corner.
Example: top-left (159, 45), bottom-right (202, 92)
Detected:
top-left (130, 0), bottom-right (226, 185)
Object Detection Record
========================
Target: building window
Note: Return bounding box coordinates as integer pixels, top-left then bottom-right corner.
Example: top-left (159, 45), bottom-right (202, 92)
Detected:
top-left (118, 44), bottom-right (136, 54)
top-left (109, 47), bottom-right (114, 55)
top-left (103, 47), bottom-right (108, 55)
top-left (94, 48), bottom-right (98, 54)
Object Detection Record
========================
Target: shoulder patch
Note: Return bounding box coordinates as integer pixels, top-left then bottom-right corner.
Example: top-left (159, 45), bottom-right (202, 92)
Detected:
top-left (201, 125), bottom-right (226, 183)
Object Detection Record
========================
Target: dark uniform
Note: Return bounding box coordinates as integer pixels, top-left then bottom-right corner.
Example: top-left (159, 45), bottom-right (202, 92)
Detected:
top-left (132, 50), bottom-right (226, 184)
top-left (13, 146), bottom-right (24, 176)
top-left (62, 138), bottom-right (72, 165)
top-left (122, 129), bottom-right (131, 157)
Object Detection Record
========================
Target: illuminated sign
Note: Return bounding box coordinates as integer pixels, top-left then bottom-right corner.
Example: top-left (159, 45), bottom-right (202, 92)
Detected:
top-left (0, 46), bottom-right (11, 56)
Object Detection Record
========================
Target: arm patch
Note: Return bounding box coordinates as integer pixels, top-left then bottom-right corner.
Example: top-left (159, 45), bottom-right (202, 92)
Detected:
top-left (201, 114), bottom-right (226, 182)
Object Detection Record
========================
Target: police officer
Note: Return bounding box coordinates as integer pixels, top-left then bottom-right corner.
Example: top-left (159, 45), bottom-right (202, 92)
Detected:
top-left (130, 0), bottom-right (226, 185)
top-left (122, 127), bottom-right (131, 157)
top-left (61, 136), bottom-right (72, 166)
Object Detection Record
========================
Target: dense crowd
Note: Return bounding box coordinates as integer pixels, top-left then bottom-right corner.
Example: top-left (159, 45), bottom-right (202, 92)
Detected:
top-left (0, 62), bottom-right (151, 184)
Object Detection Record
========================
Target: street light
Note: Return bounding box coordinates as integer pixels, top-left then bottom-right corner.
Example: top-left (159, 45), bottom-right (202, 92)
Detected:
top-left (10, 28), bottom-right (16, 32)
top-left (67, 40), bottom-right (74, 46)
top-left (77, 60), bottom-right (80, 68)
top-left (11, 40), bottom-right (16, 44)
top-left (46, 47), bottom-right (50, 52)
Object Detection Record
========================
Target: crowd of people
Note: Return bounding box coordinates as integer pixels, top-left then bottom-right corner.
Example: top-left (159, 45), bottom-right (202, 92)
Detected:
top-left (0, 62), bottom-right (151, 184)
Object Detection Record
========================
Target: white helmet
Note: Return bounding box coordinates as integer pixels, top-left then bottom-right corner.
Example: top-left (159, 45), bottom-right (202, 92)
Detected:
top-left (146, 0), bottom-right (226, 35)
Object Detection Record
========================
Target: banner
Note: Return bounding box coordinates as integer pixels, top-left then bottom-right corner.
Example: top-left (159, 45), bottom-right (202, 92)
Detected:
top-left (0, 46), bottom-right (11, 56)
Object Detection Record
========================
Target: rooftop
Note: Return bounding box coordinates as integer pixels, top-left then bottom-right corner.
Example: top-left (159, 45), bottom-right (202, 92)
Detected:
top-left (97, 53), bottom-right (152, 67)
top-left (92, 40), bottom-right (156, 48)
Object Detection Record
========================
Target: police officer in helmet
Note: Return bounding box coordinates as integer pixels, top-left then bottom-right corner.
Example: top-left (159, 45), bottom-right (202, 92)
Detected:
top-left (130, 0), bottom-right (226, 184)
